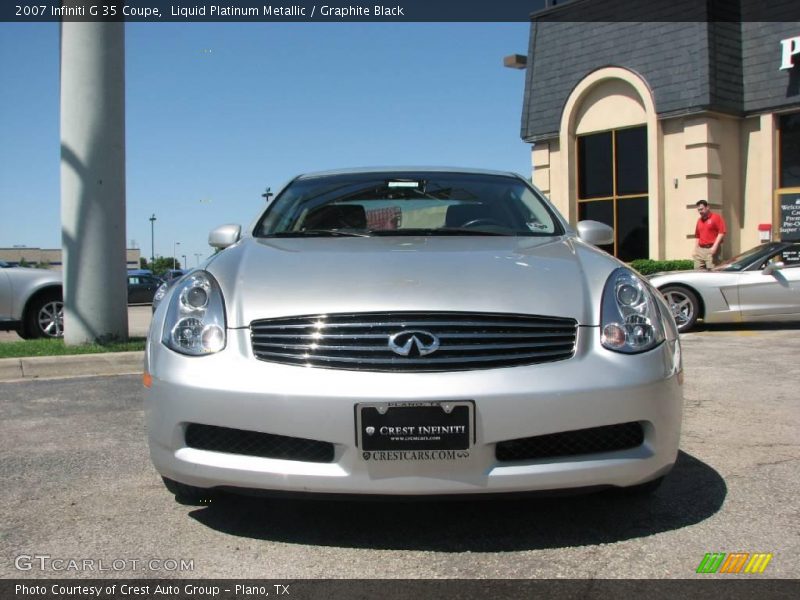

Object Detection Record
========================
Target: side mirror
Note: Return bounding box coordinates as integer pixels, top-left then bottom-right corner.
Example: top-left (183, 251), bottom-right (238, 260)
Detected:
top-left (577, 220), bottom-right (614, 246)
top-left (208, 224), bottom-right (242, 249)
top-left (763, 261), bottom-right (785, 276)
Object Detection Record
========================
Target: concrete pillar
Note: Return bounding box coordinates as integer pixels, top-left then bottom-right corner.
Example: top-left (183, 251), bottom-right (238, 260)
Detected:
top-left (682, 116), bottom-right (740, 260)
top-left (60, 20), bottom-right (128, 344)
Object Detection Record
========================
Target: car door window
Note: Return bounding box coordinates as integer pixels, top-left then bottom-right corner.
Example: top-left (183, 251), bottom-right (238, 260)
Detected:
top-left (777, 244), bottom-right (800, 267)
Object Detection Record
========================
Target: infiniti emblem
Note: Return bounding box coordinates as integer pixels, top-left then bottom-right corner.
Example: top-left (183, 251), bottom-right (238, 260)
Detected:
top-left (388, 330), bottom-right (440, 357)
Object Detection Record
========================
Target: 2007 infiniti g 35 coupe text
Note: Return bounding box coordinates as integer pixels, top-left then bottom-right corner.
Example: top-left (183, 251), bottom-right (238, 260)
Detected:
top-left (144, 168), bottom-right (683, 502)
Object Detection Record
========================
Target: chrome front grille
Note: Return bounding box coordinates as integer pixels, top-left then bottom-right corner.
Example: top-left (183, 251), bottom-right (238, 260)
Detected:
top-left (250, 311), bottom-right (577, 372)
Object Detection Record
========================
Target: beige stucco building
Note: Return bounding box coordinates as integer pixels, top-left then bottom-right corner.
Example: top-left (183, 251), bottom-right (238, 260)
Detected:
top-left (0, 247), bottom-right (141, 271)
top-left (521, 2), bottom-right (800, 262)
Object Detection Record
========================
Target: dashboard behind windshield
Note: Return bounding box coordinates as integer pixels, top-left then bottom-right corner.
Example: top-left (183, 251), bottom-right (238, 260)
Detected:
top-left (254, 172), bottom-right (563, 238)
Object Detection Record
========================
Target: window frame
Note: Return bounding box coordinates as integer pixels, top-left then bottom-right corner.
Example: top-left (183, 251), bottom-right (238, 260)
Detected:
top-left (576, 125), bottom-right (649, 259)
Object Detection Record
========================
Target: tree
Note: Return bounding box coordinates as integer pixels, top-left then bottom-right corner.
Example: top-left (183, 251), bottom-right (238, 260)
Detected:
top-left (147, 256), bottom-right (181, 276)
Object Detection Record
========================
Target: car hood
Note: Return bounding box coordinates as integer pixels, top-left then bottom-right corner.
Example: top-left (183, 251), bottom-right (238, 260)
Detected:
top-left (649, 270), bottom-right (689, 279)
top-left (208, 236), bottom-right (621, 328)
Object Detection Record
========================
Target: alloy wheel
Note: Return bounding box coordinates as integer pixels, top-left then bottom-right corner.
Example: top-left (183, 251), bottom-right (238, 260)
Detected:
top-left (37, 300), bottom-right (64, 338)
top-left (661, 287), bottom-right (698, 332)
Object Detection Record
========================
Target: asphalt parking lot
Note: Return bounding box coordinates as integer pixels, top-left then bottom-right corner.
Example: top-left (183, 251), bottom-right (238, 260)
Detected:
top-left (0, 324), bottom-right (798, 580)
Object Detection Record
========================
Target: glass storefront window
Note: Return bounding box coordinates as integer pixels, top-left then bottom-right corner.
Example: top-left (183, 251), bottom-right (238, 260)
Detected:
top-left (578, 131), bottom-right (613, 198)
top-left (778, 114), bottom-right (800, 242)
top-left (616, 197), bottom-right (650, 261)
top-left (779, 114), bottom-right (800, 189)
top-left (615, 127), bottom-right (648, 196)
top-left (577, 126), bottom-right (649, 260)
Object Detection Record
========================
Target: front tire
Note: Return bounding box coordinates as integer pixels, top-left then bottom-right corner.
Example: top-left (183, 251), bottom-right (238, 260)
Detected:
top-left (22, 292), bottom-right (64, 339)
top-left (660, 286), bottom-right (700, 332)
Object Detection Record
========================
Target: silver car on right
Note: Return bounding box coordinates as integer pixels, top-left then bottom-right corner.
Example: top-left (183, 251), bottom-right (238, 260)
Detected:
top-left (650, 241), bottom-right (800, 332)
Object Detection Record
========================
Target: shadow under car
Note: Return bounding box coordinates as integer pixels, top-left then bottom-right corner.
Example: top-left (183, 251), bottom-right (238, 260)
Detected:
top-left (185, 451), bottom-right (725, 552)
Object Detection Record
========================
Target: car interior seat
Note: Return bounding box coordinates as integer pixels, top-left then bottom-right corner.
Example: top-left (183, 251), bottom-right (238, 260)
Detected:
top-left (303, 204), bottom-right (368, 230)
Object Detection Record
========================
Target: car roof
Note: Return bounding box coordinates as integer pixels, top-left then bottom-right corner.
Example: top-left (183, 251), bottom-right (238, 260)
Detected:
top-left (294, 166), bottom-right (522, 180)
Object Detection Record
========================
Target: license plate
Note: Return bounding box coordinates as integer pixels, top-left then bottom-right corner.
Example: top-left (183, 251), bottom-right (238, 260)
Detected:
top-left (356, 401), bottom-right (474, 452)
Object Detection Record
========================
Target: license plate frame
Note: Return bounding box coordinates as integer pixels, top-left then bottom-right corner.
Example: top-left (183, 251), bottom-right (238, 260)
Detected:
top-left (355, 400), bottom-right (475, 452)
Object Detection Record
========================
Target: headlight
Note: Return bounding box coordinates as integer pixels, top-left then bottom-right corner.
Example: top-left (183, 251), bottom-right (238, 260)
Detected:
top-left (151, 281), bottom-right (169, 312)
top-left (600, 267), bottom-right (665, 353)
top-left (161, 271), bottom-right (226, 355)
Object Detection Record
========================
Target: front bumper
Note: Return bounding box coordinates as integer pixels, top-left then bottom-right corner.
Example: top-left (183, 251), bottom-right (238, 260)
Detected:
top-left (145, 327), bottom-right (682, 496)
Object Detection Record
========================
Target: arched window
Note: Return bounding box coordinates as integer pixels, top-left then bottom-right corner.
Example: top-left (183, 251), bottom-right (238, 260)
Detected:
top-left (577, 126), bottom-right (649, 261)
top-left (559, 68), bottom-right (660, 261)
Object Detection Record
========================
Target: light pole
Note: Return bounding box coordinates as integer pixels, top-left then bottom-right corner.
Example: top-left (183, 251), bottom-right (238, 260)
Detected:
top-left (194, 252), bottom-right (202, 266)
top-left (149, 214), bottom-right (156, 268)
top-left (173, 241), bottom-right (180, 270)
top-left (181, 254), bottom-right (187, 270)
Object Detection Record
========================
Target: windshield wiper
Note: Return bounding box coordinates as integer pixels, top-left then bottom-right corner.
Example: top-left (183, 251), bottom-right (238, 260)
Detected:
top-left (271, 229), bottom-right (372, 238)
top-left (271, 228), bottom-right (517, 238)
top-left (368, 228), bottom-right (514, 237)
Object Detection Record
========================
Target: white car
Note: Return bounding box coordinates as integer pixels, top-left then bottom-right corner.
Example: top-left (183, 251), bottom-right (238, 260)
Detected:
top-left (144, 168), bottom-right (683, 503)
top-left (651, 241), bottom-right (800, 332)
top-left (0, 261), bottom-right (63, 338)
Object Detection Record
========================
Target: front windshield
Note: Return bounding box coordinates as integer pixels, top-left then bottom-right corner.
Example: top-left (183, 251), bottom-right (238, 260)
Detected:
top-left (714, 244), bottom-right (778, 272)
top-left (254, 172), bottom-right (563, 238)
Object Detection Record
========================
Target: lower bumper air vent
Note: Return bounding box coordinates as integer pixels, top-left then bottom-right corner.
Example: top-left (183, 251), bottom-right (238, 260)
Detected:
top-left (495, 422), bottom-right (645, 462)
top-left (185, 423), bottom-right (335, 463)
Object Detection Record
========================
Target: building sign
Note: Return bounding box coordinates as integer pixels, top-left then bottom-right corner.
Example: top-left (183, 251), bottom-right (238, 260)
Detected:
top-left (780, 36), bottom-right (800, 70)
top-left (779, 194), bottom-right (800, 241)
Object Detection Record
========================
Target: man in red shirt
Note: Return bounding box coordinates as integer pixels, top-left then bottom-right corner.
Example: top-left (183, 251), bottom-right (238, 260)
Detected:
top-left (693, 200), bottom-right (727, 270)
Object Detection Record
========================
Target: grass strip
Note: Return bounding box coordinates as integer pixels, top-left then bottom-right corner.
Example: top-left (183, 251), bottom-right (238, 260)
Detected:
top-left (0, 338), bottom-right (146, 359)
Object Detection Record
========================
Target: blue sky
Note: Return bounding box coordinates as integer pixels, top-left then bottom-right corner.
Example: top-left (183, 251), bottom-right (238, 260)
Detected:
top-left (0, 22), bottom-right (532, 267)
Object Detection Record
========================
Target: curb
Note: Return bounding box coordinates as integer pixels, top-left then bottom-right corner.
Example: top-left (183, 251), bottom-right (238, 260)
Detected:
top-left (0, 351), bottom-right (144, 382)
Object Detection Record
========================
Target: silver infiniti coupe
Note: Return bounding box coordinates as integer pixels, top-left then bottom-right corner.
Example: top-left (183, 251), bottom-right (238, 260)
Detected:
top-left (144, 168), bottom-right (683, 502)
top-left (650, 242), bottom-right (800, 332)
